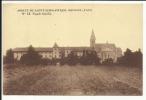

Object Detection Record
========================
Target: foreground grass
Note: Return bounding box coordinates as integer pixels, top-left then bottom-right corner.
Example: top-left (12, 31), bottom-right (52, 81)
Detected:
top-left (3, 65), bottom-right (142, 95)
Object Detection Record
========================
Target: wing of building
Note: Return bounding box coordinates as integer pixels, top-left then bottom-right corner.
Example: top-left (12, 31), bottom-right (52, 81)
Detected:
top-left (12, 30), bottom-right (122, 63)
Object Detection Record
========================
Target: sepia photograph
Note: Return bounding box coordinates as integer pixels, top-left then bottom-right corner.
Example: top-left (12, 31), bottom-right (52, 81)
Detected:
top-left (2, 3), bottom-right (143, 96)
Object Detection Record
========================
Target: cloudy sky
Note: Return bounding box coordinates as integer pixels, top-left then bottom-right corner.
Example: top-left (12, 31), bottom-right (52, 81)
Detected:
top-left (2, 4), bottom-right (143, 55)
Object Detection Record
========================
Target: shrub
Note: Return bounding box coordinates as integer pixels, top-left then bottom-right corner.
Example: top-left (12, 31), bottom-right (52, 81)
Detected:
top-left (102, 58), bottom-right (113, 65)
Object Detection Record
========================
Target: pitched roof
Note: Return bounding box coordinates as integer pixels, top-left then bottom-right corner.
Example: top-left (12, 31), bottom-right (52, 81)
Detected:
top-left (95, 43), bottom-right (115, 48)
top-left (12, 46), bottom-right (91, 52)
top-left (60, 46), bottom-right (91, 51)
top-left (94, 43), bottom-right (116, 52)
top-left (13, 47), bottom-right (53, 52)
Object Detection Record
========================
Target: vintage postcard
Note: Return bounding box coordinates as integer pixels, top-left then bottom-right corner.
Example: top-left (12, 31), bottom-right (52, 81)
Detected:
top-left (2, 3), bottom-right (143, 96)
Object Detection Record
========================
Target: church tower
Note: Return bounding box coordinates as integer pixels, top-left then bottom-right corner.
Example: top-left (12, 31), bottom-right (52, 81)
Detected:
top-left (90, 29), bottom-right (96, 48)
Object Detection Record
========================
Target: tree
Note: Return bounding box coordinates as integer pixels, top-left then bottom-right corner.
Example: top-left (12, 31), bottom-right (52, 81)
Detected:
top-left (90, 50), bottom-right (100, 65)
top-left (123, 48), bottom-right (133, 66)
top-left (117, 48), bottom-right (133, 66)
top-left (79, 50), bottom-right (100, 65)
top-left (67, 51), bottom-right (78, 65)
top-left (132, 49), bottom-right (142, 67)
top-left (117, 48), bottom-right (143, 67)
top-left (20, 45), bottom-right (42, 65)
top-left (4, 49), bottom-right (14, 64)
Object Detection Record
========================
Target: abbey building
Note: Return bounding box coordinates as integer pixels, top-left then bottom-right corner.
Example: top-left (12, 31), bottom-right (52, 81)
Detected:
top-left (13, 30), bottom-right (122, 63)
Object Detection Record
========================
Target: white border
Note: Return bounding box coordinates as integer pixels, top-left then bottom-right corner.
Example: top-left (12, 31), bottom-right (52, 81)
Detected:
top-left (143, 1), bottom-right (146, 98)
top-left (2, 1), bottom-right (146, 4)
top-left (2, 1), bottom-right (146, 100)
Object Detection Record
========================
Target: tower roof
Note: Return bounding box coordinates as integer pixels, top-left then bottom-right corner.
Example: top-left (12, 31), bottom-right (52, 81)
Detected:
top-left (90, 29), bottom-right (96, 40)
top-left (53, 42), bottom-right (59, 48)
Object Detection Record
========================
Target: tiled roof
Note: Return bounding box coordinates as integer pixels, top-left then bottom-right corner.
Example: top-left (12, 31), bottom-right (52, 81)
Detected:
top-left (13, 48), bottom-right (28, 52)
top-left (12, 46), bottom-right (91, 52)
top-left (95, 43), bottom-right (115, 48)
top-left (94, 43), bottom-right (116, 52)
top-left (13, 47), bottom-right (53, 52)
top-left (60, 47), bottom-right (91, 50)
top-left (116, 47), bottom-right (122, 51)
top-left (12, 44), bottom-right (121, 53)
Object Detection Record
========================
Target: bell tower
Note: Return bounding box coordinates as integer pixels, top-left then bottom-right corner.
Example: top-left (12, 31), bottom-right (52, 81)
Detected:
top-left (90, 29), bottom-right (96, 48)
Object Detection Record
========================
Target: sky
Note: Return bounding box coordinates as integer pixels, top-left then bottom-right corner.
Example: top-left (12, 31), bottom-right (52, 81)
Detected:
top-left (2, 4), bottom-right (143, 55)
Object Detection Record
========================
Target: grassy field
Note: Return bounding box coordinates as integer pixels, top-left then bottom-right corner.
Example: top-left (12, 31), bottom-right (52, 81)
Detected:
top-left (3, 64), bottom-right (142, 95)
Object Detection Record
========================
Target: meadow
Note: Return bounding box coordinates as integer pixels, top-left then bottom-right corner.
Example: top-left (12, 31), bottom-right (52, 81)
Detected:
top-left (3, 64), bottom-right (142, 95)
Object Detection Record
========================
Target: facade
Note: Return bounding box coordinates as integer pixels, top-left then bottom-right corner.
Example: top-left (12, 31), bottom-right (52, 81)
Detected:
top-left (13, 30), bottom-right (122, 63)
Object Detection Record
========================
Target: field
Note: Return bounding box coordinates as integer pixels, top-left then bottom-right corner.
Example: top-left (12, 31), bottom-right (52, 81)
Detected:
top-left (3, 64), bottom-right (142, 95)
